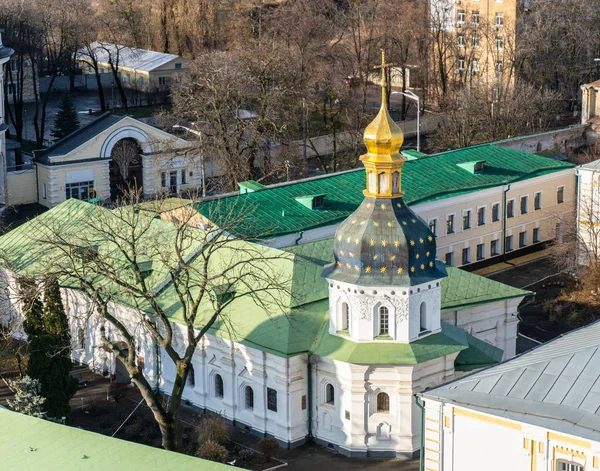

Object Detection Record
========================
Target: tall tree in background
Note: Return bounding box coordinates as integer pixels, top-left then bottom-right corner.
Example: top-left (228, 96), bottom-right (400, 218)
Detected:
top-left (20, 277), bottom-right (77, 420)
top-left (51, 94), bottom-right (80, 142)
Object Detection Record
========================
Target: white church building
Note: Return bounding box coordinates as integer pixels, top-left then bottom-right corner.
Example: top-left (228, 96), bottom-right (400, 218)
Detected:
top-left (0, 71), bottom-right (533, 458)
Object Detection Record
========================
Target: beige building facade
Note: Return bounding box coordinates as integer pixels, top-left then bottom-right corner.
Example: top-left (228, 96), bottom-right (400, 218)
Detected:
top-left (8, 113), bottom-right (211, 208)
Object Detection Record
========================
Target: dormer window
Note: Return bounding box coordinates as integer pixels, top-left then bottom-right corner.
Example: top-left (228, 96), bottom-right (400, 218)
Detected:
top-left (379, 306), bottom-right (389, 335)
top-left (457, 161), bottom-right (486, 174)
top-left (295, 194), bottom-right (326, 209)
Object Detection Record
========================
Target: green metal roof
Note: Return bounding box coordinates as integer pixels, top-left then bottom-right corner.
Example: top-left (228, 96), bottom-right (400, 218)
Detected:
top-left (0, 202), bottom-right (529, 365)
top-left (193, 144), bottom-right (574, 239)
top-left (0, 408), bottom-right (230, 470)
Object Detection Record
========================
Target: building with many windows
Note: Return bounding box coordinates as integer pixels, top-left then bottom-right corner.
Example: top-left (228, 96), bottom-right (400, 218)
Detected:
top-left (429, 0), bottom-right (517, 90)
top-left (174, 144), bottom-right (574, 270)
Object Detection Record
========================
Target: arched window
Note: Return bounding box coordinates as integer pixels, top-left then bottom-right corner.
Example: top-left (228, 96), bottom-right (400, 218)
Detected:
top-left (379, 306), bottom-right (389, 335)
top-left (377, 392), bottom-right (390, 413)
top-left (245, 386), bottom-right (254, 409)
top-left (325, 383), bottom-right (335, 405)
top-left (378, 173), bottom-right (389, 194)
top-left (392, 172), bottom-right (399, 193)
top-left (215, 374), bottom-right (224, 398)
top-left (420, 302), bottom-right (427, 332)
top-left (342, 302), bottom-right (349, 331)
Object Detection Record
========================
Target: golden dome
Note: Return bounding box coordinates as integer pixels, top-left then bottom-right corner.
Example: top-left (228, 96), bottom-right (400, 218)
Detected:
top-left (363, 100), bottom-right (404, 157)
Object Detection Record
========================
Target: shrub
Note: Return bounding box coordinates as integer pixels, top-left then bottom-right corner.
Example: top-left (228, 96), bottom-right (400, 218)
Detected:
top-left (197, 415), bottom-right (229, 446)
top-left (7, 375), bottom-right (46, 417)
top-left (258, 438), bottom-right (279, 462)
top-left (197, 440), bottom-right (228, 463)
top-left (238, 448), bottom-right (254, 463)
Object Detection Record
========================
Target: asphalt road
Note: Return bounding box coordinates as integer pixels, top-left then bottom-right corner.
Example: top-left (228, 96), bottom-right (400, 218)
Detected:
top-left (487, 256), bottom-right (559, 289)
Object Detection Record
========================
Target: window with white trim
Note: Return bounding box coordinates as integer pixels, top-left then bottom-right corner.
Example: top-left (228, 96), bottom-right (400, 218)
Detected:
top-left (534, 192), bottom-right (542, 210)
top-left (66, 181), bottom-right (94, 201)
top-left (379, 306), bottom-right (389, 336)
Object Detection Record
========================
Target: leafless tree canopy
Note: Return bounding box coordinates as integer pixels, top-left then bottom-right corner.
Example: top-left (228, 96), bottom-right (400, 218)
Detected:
top-left (3, 190), bottom-right (293, 450)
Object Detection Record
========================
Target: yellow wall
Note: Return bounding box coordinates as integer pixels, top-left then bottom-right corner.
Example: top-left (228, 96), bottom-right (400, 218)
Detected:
top-left (6, 170), bottom-right (37, 206)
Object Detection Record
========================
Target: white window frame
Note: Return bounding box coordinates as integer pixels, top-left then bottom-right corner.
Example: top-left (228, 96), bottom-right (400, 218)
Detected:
top-left (428, 217), bottom-right (438, 237)
top-left (476, 243), bottom-right (485, 261)
top-left (557, 185), bottom-right (565, 204)
top-left (491, 239), bottom-right (500, 256)
top-left (533, 227), bottom-right (541, 243)
top-left (506, 198), bottom-right (515, 218)
top-left (477, 205), bottom-right (486, 226)
top-left (495, 35), bottom-right (504, 50)
top-left (495, 12), bottom-right (504, 26)
top-left (445, 251), bottom-right (454, 266)
top-left (491, 202), bottom-right (501, 222)
top-left (462, 208), bottom-right (472, 230)
top-left (457, 9), bottom-right (466, 24)
top-left (534, 191), bottom-right (542, 210)
top-left (446, 213), bottom-right (456, 234)
top-left (520, 195), bottom-right (528, 215)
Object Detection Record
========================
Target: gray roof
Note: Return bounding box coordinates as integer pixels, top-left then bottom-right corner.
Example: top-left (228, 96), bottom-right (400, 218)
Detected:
top-left (34, 113), bottom-right (126, 163)
top-left (77, 43), bottom-right (182, 72)
top-left (422, 320), bottom-right (600, 443)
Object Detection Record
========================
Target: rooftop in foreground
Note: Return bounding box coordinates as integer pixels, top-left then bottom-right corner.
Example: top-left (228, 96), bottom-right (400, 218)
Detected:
top-left (422, 319), bottom-right (600, 443)
top-left (0, 408), bottom-right (229, 470)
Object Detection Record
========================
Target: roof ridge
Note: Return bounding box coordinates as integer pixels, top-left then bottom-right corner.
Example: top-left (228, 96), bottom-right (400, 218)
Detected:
top-left (35, 112), bottom-right (123, 159)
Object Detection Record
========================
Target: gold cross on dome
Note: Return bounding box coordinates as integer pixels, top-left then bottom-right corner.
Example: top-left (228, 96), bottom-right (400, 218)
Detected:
top-left (374, 49), bottom-right (394, 89)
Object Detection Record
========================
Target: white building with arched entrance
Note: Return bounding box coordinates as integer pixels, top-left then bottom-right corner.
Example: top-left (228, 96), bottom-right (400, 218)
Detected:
top-left (9, 112), bottom-right (210, 208)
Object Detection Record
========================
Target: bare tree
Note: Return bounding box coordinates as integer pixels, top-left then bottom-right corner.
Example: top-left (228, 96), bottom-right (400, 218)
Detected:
top-left (5, 190), bottom-right (292, 450)
top-left (111, 140), bottom-right (139, 182)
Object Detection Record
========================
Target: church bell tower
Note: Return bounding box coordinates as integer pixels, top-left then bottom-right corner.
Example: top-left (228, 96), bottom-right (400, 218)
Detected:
top-left (322, 50), bottom-right (447, 344)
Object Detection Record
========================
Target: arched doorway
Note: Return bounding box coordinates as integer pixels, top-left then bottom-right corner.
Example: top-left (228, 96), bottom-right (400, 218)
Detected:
top-left (109, 138), bottom-right (143, 200)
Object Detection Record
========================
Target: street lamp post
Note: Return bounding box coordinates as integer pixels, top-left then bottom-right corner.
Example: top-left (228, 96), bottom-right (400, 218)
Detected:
top-left (392, 90), bottom-right (421, 153)
top-left (172, 124), bottom-right (206, 198)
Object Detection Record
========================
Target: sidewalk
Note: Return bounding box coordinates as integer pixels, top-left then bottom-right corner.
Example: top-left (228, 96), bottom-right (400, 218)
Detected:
top-left (472, 248), bottom-right (553, 277)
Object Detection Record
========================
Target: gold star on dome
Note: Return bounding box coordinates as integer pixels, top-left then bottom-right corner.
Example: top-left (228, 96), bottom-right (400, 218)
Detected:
top-left (410, 266), bottom-right (415, 273)
top-left (354, 265), bottom-right (360, 271)
top-left (394, 241), bottom-right (400, 248)
top-left (387, 222), bottom-right (393, 228)
top-left (397, 267), bottom-right (404, 274)
top-left (365, 266), bottom-right (372, 273)
top-left (355, 238), bottom-right (360, 245)
top-left (429, 261), bottom-right (434, 268)
top-left (346, 237), bottom-right (351, 243)
top-left (337, 261), bottom-right (342, 267)
top-left (426, 251), bottom-right (430, 257)
top-left (340, 250), bottom-right (345, 256)
top-left (366, 203), bottom-right (372, 208)
top-left (420, 264), bottom-right (425, 270)
top-left (349, 252), bottom-right (354, 258)
top-left (346, 263), bottom-right (352, 269)
top-left (370, 239), bottom-right (376, 246)
top-left (396, 203), bottom-right (402, 208)
top-left (360, 221), bottom-right (366, 226)
top-left (380, 204), bottom-right (387, 210)
top-left (428, 235), bottom-right (433, 242)
top-left (337, 236), bottom-right (342, 241)
top-left (352, 219), bottom-right (357, 224)
top-left (410, 240), bottom-right (415, 246)
top-left (416, 254), bottom-right (420, 259)
top-left (390, 255), bottom-right (396, 261)
top-left (382, 240), bottom-right (388, 247)
top-left (419, 237), bottom-right (424, 244)
top-left (373, 255), bottom-right (379, 260)
top-left (373, 221), bottom-right (379, 227)
top-left (402, 221), bottom-right (407, 226)
top-left (380, 266), bottom-right (387, 273)
top-left (411, 219), bottom-right (416, 223)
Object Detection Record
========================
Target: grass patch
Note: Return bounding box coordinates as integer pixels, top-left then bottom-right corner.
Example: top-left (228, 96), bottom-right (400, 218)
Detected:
top-left (114, 105), bottom-right (170, 119)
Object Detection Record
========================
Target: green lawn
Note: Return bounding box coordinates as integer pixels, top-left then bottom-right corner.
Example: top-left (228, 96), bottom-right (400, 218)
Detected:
top-left (114, 105), bottom-right (171, 119)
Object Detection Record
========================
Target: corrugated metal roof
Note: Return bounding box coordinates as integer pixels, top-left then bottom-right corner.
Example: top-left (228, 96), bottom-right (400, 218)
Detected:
top-left (35, 113), bottom-right (126, 163)
top-left (422, 320), bottom-right (600, 442)
top-left (194, 145), bottom-right (574, 239)
top-left (77, 42), bottom-right (182, 72)
top-left (0, 408), bottom-right (230, 470)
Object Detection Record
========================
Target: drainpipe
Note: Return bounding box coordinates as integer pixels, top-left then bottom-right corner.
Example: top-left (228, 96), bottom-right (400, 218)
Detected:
top-left (307, 354), bottom-right (313, 438)
top-left (414, 394), bottom-right (425, 471)
top-left (295, 231), bottom-right (304, 246)
top-left (502, 183), bottom-right (511, 262)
